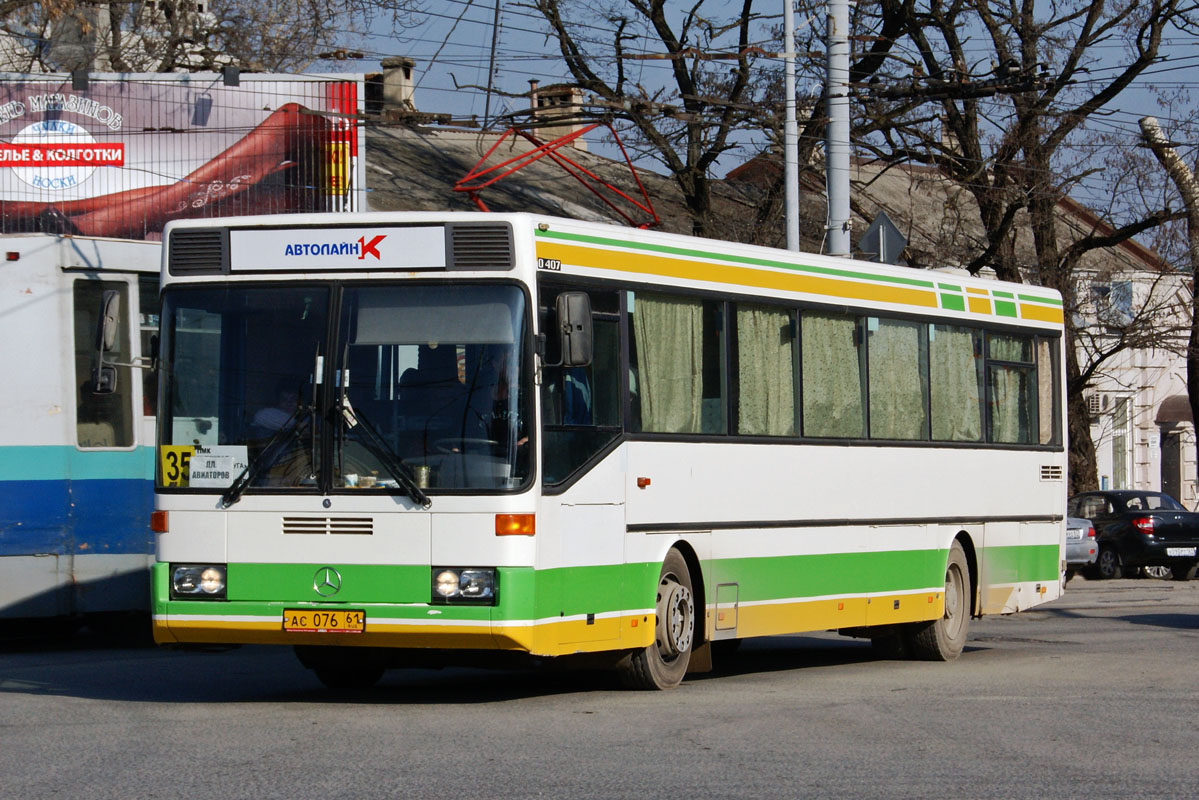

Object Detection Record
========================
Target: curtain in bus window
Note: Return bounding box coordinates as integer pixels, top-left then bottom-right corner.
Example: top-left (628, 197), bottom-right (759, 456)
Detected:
top-left (631, 293), bottom-right (704, 433)
top-left (1036, 339), bottom-right (1055, 444)
top-left (868, 318), bottom-right (928, 440)
top-left (736, 304), bottom-right (795, 436)
top-left (989, 335), bottom-right (1034, 444)
top-left (801, 311), bottom-right (865, 438)
top-left (930, 325), bottom-right (983, 441)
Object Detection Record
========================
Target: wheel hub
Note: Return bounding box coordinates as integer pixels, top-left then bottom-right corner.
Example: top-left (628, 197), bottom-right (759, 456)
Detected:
top-left (659, 583), bottom-right (694, 658)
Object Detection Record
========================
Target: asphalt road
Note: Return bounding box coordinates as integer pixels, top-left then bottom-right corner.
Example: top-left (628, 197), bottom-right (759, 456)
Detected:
top-left (1, 577), bottom-right (1197, 800)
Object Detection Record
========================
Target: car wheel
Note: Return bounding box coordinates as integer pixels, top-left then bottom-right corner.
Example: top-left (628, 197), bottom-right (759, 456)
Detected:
top-left (1096, 546), bottom-right (1123, 580)
top-left (1170, 560), bottom-right (1198, 581)
top-left (1064, 569), bottom-right (1075, 583)
top-left (1142, 565), bottom-right (1171, 580)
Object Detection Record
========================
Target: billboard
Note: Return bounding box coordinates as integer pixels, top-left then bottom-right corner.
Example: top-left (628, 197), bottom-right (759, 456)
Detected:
top-left (0, 73), bottom-right (363, 240)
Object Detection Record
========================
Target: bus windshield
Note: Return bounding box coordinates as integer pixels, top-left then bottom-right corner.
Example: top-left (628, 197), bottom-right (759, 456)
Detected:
top-left (160, 283), bottom-right (531, 493)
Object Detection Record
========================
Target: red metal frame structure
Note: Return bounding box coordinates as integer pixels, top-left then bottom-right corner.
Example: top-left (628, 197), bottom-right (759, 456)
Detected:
top-left (453, 119), bottom-right (661, 229)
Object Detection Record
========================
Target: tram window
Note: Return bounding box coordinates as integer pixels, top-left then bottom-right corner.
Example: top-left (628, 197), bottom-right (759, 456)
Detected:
top-left (74, 280), bottom-right (133, 448)
top-left (628, 291), bottom-right (725, 435)
top-left (139, 276), bottom-right (161, 416)
top-left (801, 311), bottom-right (865, 438)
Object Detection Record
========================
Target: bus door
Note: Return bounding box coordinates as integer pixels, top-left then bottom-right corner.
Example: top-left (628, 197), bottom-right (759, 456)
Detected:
top-left (539, 284), bottom-right (624, 646)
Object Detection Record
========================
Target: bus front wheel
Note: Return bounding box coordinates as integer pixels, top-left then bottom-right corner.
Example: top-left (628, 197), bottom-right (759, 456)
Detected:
top-left (906, 540), bottom-right (970, 661)
top-left (617, 549), bottom-right (694, 690)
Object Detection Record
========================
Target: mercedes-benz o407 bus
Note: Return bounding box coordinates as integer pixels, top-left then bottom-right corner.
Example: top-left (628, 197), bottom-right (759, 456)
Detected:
top-left (150, 212), bottom-right (1067, 689)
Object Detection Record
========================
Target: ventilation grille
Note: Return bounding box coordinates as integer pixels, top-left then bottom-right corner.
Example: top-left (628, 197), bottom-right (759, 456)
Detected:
top-left (449, 223), bottom-right (514, 270)
top-left (1086, 393), bottom-right (1101, 416)
top-left (1040, 465), bottom-right (1064, 482)
top-left (168, 228), bottom-right (227, 274)
top-left (282, 516), bottom-right (373, 535)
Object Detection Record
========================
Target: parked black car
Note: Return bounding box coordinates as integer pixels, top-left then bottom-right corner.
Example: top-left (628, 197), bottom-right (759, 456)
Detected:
top-left (1067, 491), bottom-right (1199, 580)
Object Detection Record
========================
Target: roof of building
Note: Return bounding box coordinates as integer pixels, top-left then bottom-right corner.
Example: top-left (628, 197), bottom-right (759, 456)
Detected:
top-left (365, 121), bottom-right (1168, 279)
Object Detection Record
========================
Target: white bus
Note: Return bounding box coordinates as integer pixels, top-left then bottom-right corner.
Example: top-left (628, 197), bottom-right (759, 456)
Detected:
top-left (150, 212), bottom-right (1067, 689)
top-left (0, 234), bottom-right (159, 620)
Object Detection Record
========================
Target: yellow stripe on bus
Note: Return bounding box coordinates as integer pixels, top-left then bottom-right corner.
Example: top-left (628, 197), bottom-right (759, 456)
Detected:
top-left (1020, 303), bottom-right (1065, 324)
top-left (155, 591), bottom-right (943, 656)
top-left (537, 242), bottom-right (939, 311)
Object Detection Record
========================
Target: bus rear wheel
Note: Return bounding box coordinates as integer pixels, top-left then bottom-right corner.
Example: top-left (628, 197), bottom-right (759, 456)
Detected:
top-left (617, 549), bottom-right (694, 690)
top-left (906, 540), bottom-right (970, 661)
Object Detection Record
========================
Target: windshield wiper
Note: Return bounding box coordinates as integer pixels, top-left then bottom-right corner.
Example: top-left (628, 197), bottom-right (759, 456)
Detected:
top-left (220, 404), bottom-right (308, 508)
top-left (339, 396), bottom-right (431, 509)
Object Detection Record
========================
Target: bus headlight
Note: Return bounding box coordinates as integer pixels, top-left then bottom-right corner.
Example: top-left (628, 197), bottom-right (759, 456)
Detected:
top-left (171, 564), bottom-right (227, 599)
top-left (431, 567), bottom-right (496, 604)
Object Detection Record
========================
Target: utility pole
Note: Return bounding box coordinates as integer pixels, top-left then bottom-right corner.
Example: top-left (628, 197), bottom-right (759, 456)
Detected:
top-left (783, 0), bottom-right (800, 251)
top-left (825, 0), bottom-right (851, 256)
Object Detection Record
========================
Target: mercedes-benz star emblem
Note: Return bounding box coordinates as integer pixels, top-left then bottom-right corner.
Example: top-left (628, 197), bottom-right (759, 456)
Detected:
top-left (313, 567), bottom-right (342, 597)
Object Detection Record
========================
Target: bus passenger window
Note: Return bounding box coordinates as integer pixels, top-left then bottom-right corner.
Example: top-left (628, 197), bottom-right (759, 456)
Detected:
top-left (628, 291), bottom-right (725, 435)
top-left (868, 317), bottom-right (929, 440)
top-left (987, 334), bottom-right (1035, 444)
top-left (929, 325), bottom-right (984, 442)
top-left (733, 302), bottom-right (796, 436)
top-left (801, 311), bottom-right (865, 438)
top-left (1036, 338), bottom-right (1059, 445)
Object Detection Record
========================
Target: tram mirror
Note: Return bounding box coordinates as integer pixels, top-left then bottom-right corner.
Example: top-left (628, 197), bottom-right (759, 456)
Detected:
top-left (90, 289), bottom-right (122, 395)
top-left (556, 292), bottom-right (593, 367)
top-left (91, 365), bottom-right (117, 395)
top-left (97, 290), bottom-right (121, 352)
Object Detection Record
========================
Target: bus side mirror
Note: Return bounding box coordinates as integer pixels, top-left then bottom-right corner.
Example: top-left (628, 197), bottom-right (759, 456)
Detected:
top-left (556, 292), bottom-right (593, 367)
top-left (91, 289), bottom-right (121, 394)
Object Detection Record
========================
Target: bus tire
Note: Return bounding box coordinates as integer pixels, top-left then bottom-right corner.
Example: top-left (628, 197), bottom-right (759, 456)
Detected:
top-left (906, 540), bottom-right (970, 661)
top-left (617, 549), bottom-right (694, 690)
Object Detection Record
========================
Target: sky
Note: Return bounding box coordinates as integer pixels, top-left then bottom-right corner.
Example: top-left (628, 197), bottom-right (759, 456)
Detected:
top-left (323, 0), bottom-right (792, 175)
top-left (308, 0), bottom-right (1199, 217)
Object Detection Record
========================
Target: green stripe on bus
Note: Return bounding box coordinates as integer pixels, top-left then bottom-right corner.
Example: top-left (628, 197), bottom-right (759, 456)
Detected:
top-left (1017, 293), bottom-right (1063, 307)
top-left (940, 293), bottom-right (966, 312)
top-left (165, 543), bottom-right (1059, 622)
top-left (995, 300), bottom-right (1018, 318)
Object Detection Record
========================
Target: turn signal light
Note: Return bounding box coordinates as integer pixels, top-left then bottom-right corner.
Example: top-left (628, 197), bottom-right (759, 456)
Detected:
top-left (495, 513), bottom-right (535, 536)
top-left (150, 511), bottom-right (169, 532)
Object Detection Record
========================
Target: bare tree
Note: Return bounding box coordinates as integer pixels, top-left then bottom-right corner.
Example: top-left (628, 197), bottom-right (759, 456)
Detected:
top-left (1141, 115), bottom-right (1199, 474)
top-left (852, 0), bottom-right (1199, 495)
top-left (0, 0), bottom-right (419, 73)
top-left (527, 0), bottom-right (785, 236)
